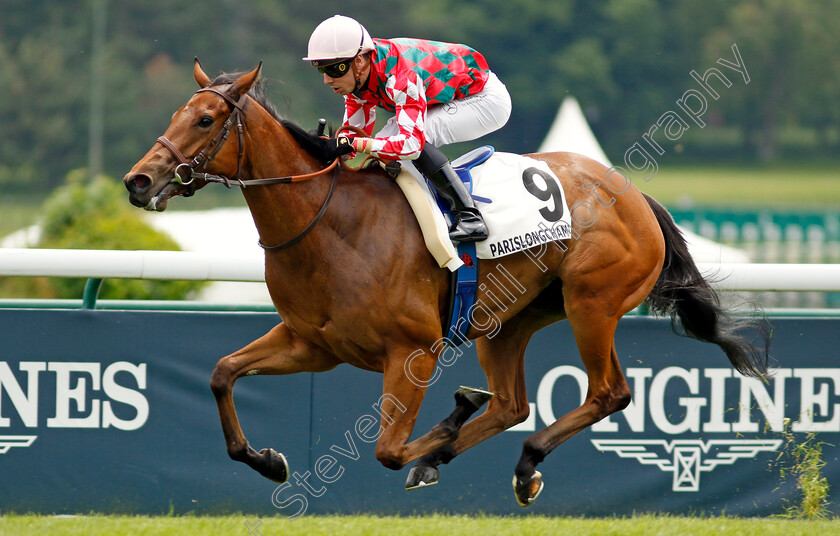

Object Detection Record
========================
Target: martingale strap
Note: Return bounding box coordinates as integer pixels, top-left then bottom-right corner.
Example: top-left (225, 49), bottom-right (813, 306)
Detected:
top-left (257, 164), bottom-right (341, 251)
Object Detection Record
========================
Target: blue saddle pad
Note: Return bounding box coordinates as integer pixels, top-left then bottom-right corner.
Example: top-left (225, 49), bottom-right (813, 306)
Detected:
top-left (432, 146), bottom-right (495, 213)
top-left (433, 145), bottom-right (495, 346)
top-left (452, 145), bottom-right (495, 188)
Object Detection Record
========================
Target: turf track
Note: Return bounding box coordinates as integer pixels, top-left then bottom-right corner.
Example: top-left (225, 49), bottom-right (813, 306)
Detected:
top-left (0, 513), bottom-right (838, 536)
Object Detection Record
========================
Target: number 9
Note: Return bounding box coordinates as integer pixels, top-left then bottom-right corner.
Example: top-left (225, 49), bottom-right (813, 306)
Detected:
top-left (522, 167), bottom-right (565, 222)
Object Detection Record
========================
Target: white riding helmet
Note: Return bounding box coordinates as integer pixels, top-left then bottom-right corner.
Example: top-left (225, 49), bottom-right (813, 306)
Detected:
top-left (302, 15), bottom-right (375, 65)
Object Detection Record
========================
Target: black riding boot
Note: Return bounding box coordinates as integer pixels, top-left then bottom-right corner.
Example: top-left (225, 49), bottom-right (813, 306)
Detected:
top-left (415, 143), bottom-right (488, 243)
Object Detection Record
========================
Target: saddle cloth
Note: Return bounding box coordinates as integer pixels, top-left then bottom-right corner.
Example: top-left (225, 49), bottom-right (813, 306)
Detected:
top-left (395, 148), bottom-right (572, 269)
top-left (448, 149), bottom-right (572, 259)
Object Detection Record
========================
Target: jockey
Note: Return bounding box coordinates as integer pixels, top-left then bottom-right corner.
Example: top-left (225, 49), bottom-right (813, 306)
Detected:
top-left (303, 14), bottom-right (512, 243)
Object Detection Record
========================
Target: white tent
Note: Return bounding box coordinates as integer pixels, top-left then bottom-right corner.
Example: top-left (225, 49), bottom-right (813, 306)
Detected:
top-left (539, 96), bottom-right (612, 167)
top-left (538, 96), bottom-right (748, 264)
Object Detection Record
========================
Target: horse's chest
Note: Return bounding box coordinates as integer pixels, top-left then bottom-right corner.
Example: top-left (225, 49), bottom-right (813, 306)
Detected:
top-left (283, 310), bottom-right (387, 371)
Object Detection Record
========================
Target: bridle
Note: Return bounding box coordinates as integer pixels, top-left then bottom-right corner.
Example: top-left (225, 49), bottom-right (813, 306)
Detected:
top-left (154, 85), bottom-right (340, 251)
top-left (156, 87), bottom-right (247, 194)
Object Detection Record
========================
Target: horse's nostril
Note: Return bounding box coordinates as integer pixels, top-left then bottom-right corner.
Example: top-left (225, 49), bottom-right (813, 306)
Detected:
top-left (127, 174), bottom-right (152, 193)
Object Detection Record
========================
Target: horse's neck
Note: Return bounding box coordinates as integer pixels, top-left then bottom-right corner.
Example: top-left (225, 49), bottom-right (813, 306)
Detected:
top-left (235, 109), bottom-right (442, 327)
top-left (238, 112), bottom-right (332, 251)
top-left (236, 106), bottom-right (424, 291)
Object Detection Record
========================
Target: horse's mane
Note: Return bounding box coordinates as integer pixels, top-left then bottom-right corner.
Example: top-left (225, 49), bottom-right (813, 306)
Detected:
top-left (209, 72), bottom-right (331, 163)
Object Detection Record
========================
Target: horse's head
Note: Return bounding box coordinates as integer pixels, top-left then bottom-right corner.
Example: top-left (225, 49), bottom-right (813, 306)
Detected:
top-left (123, 59), bottom-right (262, 211)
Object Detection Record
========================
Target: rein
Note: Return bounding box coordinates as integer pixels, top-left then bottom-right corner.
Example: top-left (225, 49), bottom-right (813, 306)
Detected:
top-left (154, 85), bottom-right (345, 251)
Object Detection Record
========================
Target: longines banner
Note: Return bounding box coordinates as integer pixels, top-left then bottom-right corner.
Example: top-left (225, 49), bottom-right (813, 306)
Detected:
top-left (0, 309), bottom-right (837, 516)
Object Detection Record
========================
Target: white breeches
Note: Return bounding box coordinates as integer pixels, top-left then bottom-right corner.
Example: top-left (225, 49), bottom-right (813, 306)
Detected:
top-left (376, 71), bottom-right (512, 148)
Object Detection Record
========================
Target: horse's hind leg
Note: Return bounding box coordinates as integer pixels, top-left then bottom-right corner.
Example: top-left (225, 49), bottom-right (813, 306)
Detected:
top-left (210, 322), bottom-right (340, 483)
top-left (513, 310), bottom-right (630, 506)
top-left (407, 310), bottom-right (558, 490)
top-left (370, 339), bottom-right (509, 470)
top-left (404, 384), bottom-right (495, 489)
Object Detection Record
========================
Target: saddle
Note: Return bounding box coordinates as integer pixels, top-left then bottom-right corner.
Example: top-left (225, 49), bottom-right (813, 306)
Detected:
top-left (391, 145), bottom-right (572, 343)
top-left (447, 146), bottom-right (495, 206)
top-left (388, 147), bottom-right (494, 344)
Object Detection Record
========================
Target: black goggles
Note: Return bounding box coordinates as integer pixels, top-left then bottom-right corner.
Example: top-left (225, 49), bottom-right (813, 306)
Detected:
top-left (313, 58), bottom-right (353, 78)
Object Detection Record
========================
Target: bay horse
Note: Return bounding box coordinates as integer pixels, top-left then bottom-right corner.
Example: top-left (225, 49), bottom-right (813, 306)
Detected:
top-left (124, 61), bottom-right (768, 507)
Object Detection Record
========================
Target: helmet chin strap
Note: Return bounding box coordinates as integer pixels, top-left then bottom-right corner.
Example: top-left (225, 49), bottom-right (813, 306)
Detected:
top-left (352, 57), bottom-right (369, 93)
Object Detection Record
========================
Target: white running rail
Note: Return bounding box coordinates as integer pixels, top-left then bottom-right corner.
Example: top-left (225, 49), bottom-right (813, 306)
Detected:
top-left (0, 248), bottom-right (838, 292)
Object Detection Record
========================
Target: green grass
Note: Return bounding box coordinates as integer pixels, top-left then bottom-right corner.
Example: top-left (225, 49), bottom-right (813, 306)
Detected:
top-left (0, 513), bottom-right (837, 536)
top-left (777, 429), bottom-right (832, 520)
top-left (637, 163), bottom-right (840, 208)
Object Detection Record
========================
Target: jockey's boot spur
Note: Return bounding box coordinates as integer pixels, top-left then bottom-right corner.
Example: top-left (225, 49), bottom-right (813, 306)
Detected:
top-left (416, 144), bottom-right (488, 243)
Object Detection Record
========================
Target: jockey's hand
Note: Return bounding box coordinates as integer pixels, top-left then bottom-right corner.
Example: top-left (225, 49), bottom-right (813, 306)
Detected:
top-left (322, 136), bottom-right (354, 161)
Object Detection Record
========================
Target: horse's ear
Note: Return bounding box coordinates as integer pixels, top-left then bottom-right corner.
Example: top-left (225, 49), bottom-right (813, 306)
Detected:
top-left (194, 57), bottom-right (212, 88)
top-left (229, 62), bottom-right (262, 98)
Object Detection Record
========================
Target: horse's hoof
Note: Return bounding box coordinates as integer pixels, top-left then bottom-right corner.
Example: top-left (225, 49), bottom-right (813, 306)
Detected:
top-left (512, 471), bottom-right (544, 507)
top-left (258, 448), bottom-right (289, 484)
top-left (456, 385), bottom-right (494, 410)
top-left (405, 464), bottom-right (440, 491)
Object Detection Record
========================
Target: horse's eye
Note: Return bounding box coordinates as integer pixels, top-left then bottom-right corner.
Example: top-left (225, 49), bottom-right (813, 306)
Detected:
top-left (198, 116), bottom-right (214, 128)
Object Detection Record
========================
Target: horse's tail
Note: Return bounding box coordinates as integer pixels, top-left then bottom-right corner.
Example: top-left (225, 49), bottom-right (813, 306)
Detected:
top-left (642, 193), bottom-right (770, 378)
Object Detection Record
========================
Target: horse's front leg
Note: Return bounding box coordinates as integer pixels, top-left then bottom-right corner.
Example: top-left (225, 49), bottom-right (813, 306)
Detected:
top-left (372, 344), bottom-right (473, 470)
top-left (210, 322), bottom-right (340, 483)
